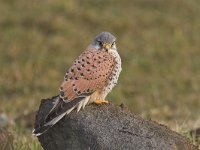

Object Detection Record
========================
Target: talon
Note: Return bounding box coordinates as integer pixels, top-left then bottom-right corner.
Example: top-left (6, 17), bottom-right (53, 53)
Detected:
top-left (94, 99), bottom-right (109, 105)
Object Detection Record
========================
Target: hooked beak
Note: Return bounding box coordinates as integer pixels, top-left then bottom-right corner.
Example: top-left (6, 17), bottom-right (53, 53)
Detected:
top-left (103, 43), bottom-right (111, 51)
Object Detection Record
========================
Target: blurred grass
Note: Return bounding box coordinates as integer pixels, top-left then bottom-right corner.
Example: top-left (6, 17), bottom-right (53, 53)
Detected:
top-left (0, 0), bottom-right (200, 149)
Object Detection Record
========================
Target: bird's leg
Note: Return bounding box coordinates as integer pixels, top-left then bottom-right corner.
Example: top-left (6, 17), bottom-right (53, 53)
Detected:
top-left (94, 99), bottom-right (109, 104)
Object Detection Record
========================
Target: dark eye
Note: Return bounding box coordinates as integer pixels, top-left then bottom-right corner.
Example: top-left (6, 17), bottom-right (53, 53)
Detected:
top-left (97, 41), bottom-right (103, 46)
top-left (111, 42), bottom-right (115, 47)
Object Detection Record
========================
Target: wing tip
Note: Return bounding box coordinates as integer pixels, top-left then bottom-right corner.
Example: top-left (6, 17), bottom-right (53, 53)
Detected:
top-left (32, 124), bottom-right (52, 137)
top-left (32, 129), bottom-right (42, 137)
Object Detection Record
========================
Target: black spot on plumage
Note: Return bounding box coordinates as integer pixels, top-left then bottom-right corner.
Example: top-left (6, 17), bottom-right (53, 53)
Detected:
top-left (82, 64), bottom-right (85, 67)
top-left (87, 61), bottom-right (90, 64)
top-left (80, 73), bottom-right (84, 76)
top-left (77, 91), bottom-right (81, 94)
top-left (64, 75), bottom-right (68, 80)
top-left (92, 64), bottom-right (96, 68)
top-left (77, 67), bottom-right (81, 70)
top-left (60, 91), bottom-right (64, 96)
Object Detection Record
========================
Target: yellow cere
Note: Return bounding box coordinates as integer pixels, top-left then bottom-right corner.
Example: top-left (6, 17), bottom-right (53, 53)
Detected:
top-left (103, 43), bottom-right (111, 50)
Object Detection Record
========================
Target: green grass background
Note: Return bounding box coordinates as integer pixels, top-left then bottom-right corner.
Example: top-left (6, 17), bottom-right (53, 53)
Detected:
top-left (0, 0), bottom-right (200, 149)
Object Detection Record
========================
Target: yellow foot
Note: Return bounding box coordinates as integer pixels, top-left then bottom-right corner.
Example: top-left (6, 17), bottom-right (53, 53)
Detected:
top-left (94, 99), bottom-right (109, 105)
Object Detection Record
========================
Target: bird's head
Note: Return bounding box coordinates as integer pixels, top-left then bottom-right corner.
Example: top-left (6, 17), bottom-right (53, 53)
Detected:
top-left (92, 32), bottom-right (117, 52)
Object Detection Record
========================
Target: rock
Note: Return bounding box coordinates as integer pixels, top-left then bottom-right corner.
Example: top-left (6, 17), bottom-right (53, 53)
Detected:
top-left (34, 96), bottom-right (197, 150)
top-left (0, 128), bottom-right (13, 150)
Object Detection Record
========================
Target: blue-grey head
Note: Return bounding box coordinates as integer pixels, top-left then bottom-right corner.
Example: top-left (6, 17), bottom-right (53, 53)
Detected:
top-left (91, 32), bottom-right (117, 51)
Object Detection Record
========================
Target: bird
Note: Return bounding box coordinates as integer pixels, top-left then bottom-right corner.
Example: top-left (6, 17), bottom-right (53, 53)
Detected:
top-left (32, 32), bottom-right (122, 136)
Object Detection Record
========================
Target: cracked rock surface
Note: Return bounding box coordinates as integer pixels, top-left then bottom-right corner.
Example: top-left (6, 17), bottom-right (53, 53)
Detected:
top-left (34, 96), bottom-right (197, 150)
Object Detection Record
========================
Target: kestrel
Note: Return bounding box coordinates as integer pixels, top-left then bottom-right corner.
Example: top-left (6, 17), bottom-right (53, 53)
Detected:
top-left (33, 32), bottom-right (122, 136)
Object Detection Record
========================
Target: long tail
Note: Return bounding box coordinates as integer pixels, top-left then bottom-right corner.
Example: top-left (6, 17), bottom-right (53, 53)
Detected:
top-left (32, 96), bottom-right (84, 136)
